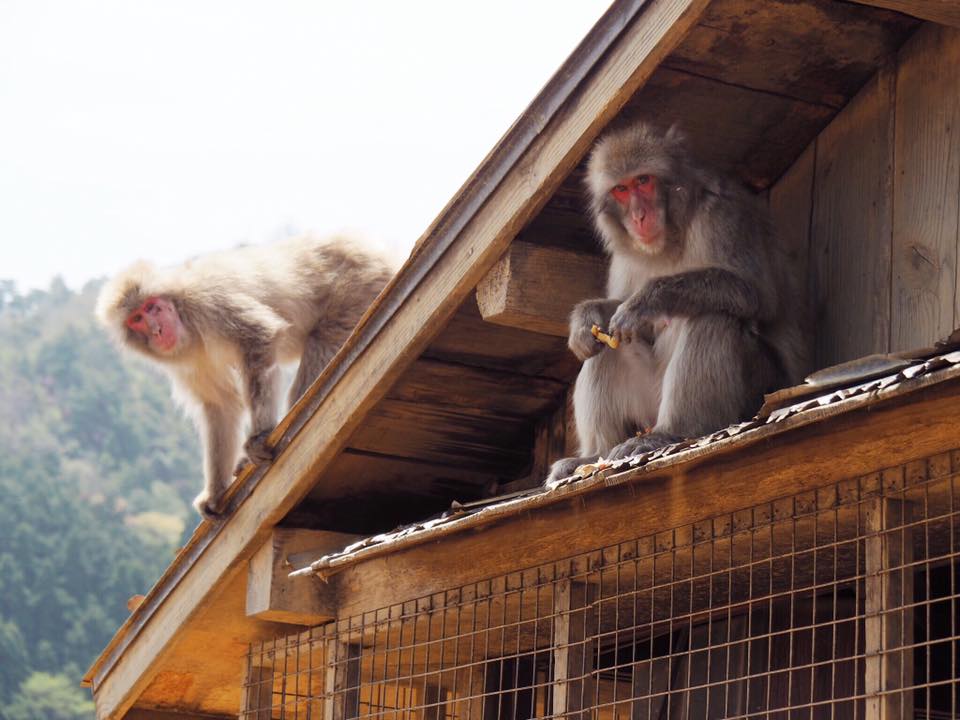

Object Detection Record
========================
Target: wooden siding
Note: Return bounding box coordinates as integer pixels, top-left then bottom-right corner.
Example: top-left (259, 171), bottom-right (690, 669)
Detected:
top-left (770, 23), bottom-right (960, 368)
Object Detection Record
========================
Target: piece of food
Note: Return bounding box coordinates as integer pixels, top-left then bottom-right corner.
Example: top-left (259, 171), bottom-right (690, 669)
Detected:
top-left (591, 324), bottom-right (620, 349)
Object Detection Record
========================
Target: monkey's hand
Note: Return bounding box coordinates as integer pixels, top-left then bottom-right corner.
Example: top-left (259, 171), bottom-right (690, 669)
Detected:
top-left (569, 298), bottom-right (620, 362)
top-left (244, 431), bottom-right (276, 465)
top-left (608, 298), bottom-right (657, 346)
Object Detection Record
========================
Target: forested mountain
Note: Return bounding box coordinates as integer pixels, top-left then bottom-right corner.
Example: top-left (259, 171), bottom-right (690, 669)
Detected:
top-left (0, 279), bottom-right (202, 719)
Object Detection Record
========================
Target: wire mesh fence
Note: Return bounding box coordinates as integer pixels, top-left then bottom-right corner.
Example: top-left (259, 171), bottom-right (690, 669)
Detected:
top-left (244, 451), bottom-right (960, 719)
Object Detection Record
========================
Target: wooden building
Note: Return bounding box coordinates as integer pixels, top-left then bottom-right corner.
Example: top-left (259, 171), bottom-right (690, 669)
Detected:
top-left (83, 0), bottom-right (960, 718)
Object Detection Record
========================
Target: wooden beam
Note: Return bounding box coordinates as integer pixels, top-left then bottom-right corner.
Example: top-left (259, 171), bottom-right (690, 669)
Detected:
top-left (239, 664), bottom-right (275, 720)
top-left (324, 641), bottom-right (361, 720)
top-left (246, 529), bottom-right (359, 625)
top-left (124, 711), bottom-right (234, 720)
top-left (847, 0), bottom-right (960, 28)
top-left (476, 241), bottom-right (606, 336)
top-left (332, 377), bottom-right (960, 619)
top-left (552, 580), bottom-right (597, 720)
top-left (88, 1), bottom-right (712, 716)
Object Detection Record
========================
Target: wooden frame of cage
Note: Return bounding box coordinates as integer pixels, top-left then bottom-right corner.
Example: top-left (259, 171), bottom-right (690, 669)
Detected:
top-left (243, 450), bottom-right (960, 720)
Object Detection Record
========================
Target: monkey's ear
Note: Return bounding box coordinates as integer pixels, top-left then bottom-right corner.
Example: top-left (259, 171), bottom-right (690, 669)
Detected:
top-left (95, 260), bottom-right (157, 334)
top-left (664, 123), bottom-right (687, 148)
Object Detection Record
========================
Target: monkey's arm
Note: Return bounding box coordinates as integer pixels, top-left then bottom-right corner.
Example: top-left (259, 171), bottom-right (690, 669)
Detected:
top-left (240, 347), bottom-right (283, 465)
top-left (195, 402), bottom-right (243, 518)
top-left (609, 268), bottom-right (761, 343)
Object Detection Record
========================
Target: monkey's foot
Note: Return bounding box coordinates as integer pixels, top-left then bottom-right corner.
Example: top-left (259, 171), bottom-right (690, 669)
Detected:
top-left (193, 489), bottom-right (226, 520)
top-left (233, 457), bottom-right (252, 477)
top-left (606, 431), bottom-right (681, 461)
top-left (244, 431), bottom-right (275, 465)
top-left (545, 456), bottom-right (596, 486)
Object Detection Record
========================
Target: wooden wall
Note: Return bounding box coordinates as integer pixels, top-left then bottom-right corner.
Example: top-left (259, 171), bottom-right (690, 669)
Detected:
top-left (769, 22), bottom-right (960, 370)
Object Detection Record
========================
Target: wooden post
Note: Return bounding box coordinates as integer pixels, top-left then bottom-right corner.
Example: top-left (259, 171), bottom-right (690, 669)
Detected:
top-left (864, 496), bottom-right (914, 719)
top-left (240, 662), bottom-right (275, 720)
top-left (551, 580), bottom-right (597, 720)
top-left (324, 641), bottom-right (362, 720)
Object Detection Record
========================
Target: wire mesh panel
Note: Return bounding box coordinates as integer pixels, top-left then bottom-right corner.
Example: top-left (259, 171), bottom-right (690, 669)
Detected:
top-left (243, 452), bottom-right (960, 720)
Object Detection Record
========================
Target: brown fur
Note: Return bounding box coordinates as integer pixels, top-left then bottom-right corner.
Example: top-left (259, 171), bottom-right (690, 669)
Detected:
top-left (96, 235), bottom-right (397, 517)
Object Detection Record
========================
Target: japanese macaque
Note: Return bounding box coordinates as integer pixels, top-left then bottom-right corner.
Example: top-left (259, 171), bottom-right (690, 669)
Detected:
top-left (97, 236), bottom-right (396, 517)
top-left (547, 122), bottom-right (808, 483)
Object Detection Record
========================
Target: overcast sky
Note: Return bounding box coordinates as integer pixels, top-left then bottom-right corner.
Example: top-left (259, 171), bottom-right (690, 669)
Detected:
top-left (0, 1), bottom-right (611, 292)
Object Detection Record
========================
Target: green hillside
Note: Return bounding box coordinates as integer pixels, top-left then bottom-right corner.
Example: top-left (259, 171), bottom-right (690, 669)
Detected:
top-left (0, 279), bottom-right (202, 718)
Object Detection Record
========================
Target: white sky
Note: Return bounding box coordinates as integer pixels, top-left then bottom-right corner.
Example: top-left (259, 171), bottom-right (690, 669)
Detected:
top-left (0, 1), bottom-right (611, 292)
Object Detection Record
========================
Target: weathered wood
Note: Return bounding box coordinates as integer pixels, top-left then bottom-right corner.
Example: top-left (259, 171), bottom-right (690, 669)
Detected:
top-left (624, 67), bottom-right (834, 190)
top-left (864, 483), bottom-right (915, 719)
top-left (246, 529), bottom-right (358, 625)
top-left (668, 0), bottom-right (918, 108)
top-left (891, 23), bottom-right (960, 351)
top-left (810, 64), bottom-right (895, 368)
top-left (324, 641), bottom-right (361, 720)
top-left (425, 298), bottom-right (580, 381)
top-left (476, 242), bottom-right (607, 337)
top-left (348, 399), bottom-right (534, 474)
top-left (768, 139), bottom-right (816, 370)
top-left (848, 0), bottom-right (960, 28)
top-left (89, 1), bottom-right (712, 716)
top-left (552, 580), bottom-right (598, 720)
top-left (334, 377), bottom-right (960, 618)
top-left (387, 357), bottom-right (568, 419)
top-left (124, 711), bottom-right (234, 720)
top-left (239, 664), bottom-right (274, 720)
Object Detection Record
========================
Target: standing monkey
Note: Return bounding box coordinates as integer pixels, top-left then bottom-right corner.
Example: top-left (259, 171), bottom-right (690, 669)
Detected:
top-left (548, 122), bottom-right (808, 482)
top-left (97, 235), bottom-right (396, 517)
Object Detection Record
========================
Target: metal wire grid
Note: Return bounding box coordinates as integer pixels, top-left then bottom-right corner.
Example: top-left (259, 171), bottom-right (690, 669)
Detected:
top-left (243, 451), bottom-right (960, 720)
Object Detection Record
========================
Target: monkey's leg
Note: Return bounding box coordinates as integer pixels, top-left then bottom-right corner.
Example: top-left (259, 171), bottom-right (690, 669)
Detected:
top-left (287, 325), bottom-right (345, 408)
top-left (242, 357), bottom-right (283, 465)
top-left (545, 346), bottom-right (658, 484)
top-left (608, 316), bottom-right (774, 462)
top-left (194, 401), bottom-right (243, 519)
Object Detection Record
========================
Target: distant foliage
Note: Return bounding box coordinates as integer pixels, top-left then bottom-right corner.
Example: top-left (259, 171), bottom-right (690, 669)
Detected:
top-left (0, 279), bottom-right (202, 713)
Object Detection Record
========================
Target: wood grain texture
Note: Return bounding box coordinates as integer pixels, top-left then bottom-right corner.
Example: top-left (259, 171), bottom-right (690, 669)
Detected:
top-left (668, 0), bottom-right (919, 108)
top-left (810, 64), bottom-right (895, 368)
top-left (89, 2), bottom-right (712, 715)
top-left (769, 140), bottom-right (817, 366)
top-left (848, 0), bottom-right (960, 28)
top-left (476, 242), bottom-right (607, 337)
top-left (622, 68), bottom-right (835, 191)
top-left (334, 378), bottom-right (960, 619)
top-left (890, 24), bottom-right (960, 351)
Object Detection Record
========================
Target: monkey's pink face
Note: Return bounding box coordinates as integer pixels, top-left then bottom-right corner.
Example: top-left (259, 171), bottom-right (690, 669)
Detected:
top-left (125, 296), bottom-right (182, 354)
top-left (611, 174), bottom-right (665, 252)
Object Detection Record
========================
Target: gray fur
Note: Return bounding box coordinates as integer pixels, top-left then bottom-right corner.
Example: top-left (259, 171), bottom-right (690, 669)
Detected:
top-left (96, 235), bottom-right (396, 518)
top-left (547, 122), bottom-right (809, 484)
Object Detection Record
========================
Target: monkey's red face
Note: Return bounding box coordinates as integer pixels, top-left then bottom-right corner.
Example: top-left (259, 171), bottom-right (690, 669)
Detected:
top-left (125, 296), bottom-right (182, 354)
top-left (611, 174), bottom-right (665, 251)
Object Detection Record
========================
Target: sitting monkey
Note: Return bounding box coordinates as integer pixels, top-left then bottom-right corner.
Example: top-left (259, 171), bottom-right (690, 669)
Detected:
top-left (97, 235), bottom-right (396, 518)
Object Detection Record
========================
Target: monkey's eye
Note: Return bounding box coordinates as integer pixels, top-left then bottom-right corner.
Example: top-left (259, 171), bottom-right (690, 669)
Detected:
top-left (611, 184), bottom-right (630, 203)
top-left (131, 313), bottom-right (143, 324)
top-left (636, 175), bottom-right (650, 185)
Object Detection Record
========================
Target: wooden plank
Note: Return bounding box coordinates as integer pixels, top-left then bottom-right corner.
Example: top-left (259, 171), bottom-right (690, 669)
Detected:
top-left (769, 140), bottom-right (816, 368)
top-left (348, 399), bottom-right (534, 474)
top-left (667, 0), bottom-right (918, 108)
top-left (125, 712), bottom-right (234, 720)
top-left (246, 529), bottom-right (359, 625)
top-left (387, 357), bottom-right (568, 418)
top-left (89, 2), bottom-right (712, 717)
top-left (425, 298), bottom-right (580, 381)
top-left (333, 377), bottom-right (960, 618)
top-left (552, 581), bottom-right (598, 720)
top-left (848, 0), bottom-right (960, 28)
top-left (624, 67), bottom-right (835, 190)
top-left (810, 64), bottom-right (895, 368)
top-left (890, 24), bottom-right (960, 351)
top-left (324, 641), bottom-right (361, 720)
top-left (864, 487), bottom-right (915, 719)
top-left (475, 242), bottom-right (607, 337)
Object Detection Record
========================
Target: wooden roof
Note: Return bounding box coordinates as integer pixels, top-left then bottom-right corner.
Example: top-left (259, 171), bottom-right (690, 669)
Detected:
top-left (84, 1), bottom-right (936, 717)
